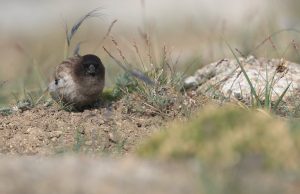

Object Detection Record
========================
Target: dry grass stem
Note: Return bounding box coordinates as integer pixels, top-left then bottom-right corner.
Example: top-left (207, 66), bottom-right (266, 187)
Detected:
top-left (94, 19), bottom-right (118, 52)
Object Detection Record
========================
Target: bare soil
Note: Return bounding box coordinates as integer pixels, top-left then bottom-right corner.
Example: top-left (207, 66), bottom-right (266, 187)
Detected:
top-left (0, 93), bottom-right (206, 156)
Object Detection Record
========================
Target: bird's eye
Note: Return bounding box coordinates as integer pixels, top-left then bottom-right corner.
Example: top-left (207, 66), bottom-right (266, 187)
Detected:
top-left (55, 79), bottom-right (59, 85)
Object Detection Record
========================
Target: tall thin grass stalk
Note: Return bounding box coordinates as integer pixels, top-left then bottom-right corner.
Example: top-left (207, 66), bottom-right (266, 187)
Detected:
top-left (139, 30), bottom-right (153, 65)
top-left (64, 8), bottom-right (103, 58)
top-left (111, 37), bottom-right (130, 66)
top-left (291, 40), bottom-right (300, 61)
top-left (73, 42), bottom-right (82, 56)
top-left (225, 40), bottom-right (262, 107)
top-left (273, 82), bottom-right (291, 110)
top-left (264, 64), bottom-right (271, 110)
top-left (132, 41), bottom-right (146, 71)
top-left (0, 81), bottom-right (7, 88)
top-left (93, 19), bottom-right (118, 52)
top-left (268, 37), bottom-right (280, 58)
top-left (250, 28), bottom-right (300, 55)
top-left (103, 46), bottom-right (154, 85)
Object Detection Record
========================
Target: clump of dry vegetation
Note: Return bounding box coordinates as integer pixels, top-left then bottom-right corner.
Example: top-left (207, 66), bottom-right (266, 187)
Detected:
top-left (105, 40), bottom-right (207, 118)
top-left (137, 104), bottom-right (300, 193)
top-left (138, 105), bottom-right (300, 169)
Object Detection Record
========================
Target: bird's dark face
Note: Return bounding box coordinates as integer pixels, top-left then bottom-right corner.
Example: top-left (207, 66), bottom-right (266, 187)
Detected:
top-left (81, 54), bottom-right (104, 77)
top-left (73, 54), bottom-right (105, 80)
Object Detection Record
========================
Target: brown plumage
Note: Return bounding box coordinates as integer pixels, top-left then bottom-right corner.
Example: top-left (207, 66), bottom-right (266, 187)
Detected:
top-left (48, 54), bottom-right (105, 109)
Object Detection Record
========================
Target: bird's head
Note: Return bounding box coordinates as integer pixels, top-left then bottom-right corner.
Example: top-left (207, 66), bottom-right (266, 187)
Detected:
top-left (74, 54), bottom-right (105, 80)
top-left (81, 54), bottom-right (104, 77)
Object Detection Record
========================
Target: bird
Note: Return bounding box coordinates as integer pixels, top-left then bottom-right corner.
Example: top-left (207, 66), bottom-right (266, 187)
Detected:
top-left (48, 54), bottom-right (105, 110)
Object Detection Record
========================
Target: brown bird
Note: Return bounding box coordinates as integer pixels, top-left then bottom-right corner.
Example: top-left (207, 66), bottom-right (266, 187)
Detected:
top-left (48, 54), bottom-right (105, 110)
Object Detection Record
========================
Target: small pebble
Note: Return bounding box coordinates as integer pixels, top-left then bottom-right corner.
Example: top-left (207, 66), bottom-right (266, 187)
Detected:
top-left (51, 137), bottom-right (57, 142)
top-left (49, 131), bottom-right (63, 138)
top-left (108, 132), bottom-right (117, 143)
top-left (85, 141), bottom-right (93, 146)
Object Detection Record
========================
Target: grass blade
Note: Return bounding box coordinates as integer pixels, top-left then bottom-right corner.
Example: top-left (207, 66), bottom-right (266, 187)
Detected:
top-left (103, 46), bottom-right (154, 85)
top-left (63, 7), bottom-right (103, 58)
top-left (130, 69), bottom-right (154, 85)
top-left (0, 80), bottom-right (7, 88)
top-left (264, 65), bottom-right (271, 110)
top-left (250, 28), bottom-right (300, 55)
top-left (73, 41), bottom-right (81, 56)
top-left (94, 19), bottom-right (118, 52)
top-left (67, 8), bottom-right (103, 46)
top-left (273, 82), bottom-right (291, 110)
top-left (224, 40), bottom-right (262, 107)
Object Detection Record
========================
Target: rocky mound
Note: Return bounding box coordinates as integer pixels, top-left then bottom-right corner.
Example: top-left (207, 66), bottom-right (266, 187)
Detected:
top-left (184, 56), bottom-right (300, 107)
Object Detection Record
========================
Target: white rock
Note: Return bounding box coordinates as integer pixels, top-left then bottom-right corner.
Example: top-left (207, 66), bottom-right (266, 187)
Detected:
top-left (184, 76), bottom-right (198, 88)
top-left (186, 56), bottom-right (300, 103)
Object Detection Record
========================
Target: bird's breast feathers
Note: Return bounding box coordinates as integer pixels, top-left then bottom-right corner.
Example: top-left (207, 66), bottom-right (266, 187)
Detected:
top-left (48, 72), bottom-right (78, 103)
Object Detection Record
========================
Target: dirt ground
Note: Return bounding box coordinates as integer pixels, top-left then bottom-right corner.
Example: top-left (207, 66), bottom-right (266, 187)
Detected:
top-left (0, 93), bottom-right (205, 156)
top-left (0, 101), bottom-right (158, 156)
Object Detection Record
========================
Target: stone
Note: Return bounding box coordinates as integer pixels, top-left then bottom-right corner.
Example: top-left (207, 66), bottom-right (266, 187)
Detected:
top-left (49, 131), bottom-right (63, 138)
top-left (85, 140), bottom-right (93, 146)
top-left (185, 56), bottom-right (300, 104)
top-left (184, 76), bottom-right (198, 89)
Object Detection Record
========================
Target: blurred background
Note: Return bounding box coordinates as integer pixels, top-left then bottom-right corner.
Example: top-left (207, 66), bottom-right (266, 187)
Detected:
top-left (0, 0), bottom-right (300, 105)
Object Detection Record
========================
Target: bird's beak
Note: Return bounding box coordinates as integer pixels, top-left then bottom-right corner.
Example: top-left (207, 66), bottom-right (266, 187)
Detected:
top-left (87, 65), bottom-right (96, 75)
